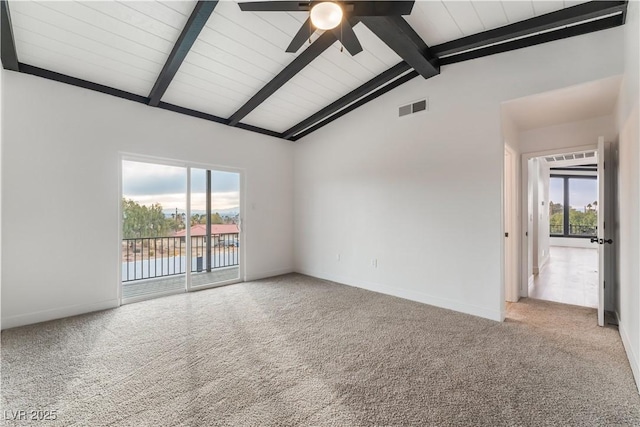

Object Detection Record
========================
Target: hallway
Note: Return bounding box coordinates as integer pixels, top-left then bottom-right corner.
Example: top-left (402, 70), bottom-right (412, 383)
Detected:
top-left (530, 246), bottom-right (598, 308)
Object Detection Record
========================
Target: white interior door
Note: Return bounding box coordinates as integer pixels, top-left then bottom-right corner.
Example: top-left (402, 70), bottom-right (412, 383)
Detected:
top-left (597, 137), bottom-right (605, 326)
top-left (504, 148), bottom-right (517, 302)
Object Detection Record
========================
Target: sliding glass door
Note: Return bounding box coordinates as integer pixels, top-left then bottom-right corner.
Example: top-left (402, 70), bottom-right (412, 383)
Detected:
top-left (121, 158), bottom-right (242, 303)
top-left (189, 168), bottom-right (241, 289)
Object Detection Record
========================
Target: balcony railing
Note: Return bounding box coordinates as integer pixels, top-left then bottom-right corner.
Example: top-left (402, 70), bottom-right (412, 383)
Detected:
top-left (550, 224), bottom-right (597, 237)
top-left (122, 233), bottom-right (239, 282)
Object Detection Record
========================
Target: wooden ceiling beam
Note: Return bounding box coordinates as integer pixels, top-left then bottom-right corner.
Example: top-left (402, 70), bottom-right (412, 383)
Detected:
top-left (432, 0), bottom-right (627, 58)
top-left (148, 1), bottom-right (218, 107)
top-left (227, 29), bottom-right (339, 127)
top-left (291, 70), bottom-right (419, 141)
top-left (438, 14), bottom-right (624, 66)
top-left (1, 0), bottom-right (19, 71)
top-left (360, 15), bottom-right (439, 79)
top-left (283, 61), bottom-right (412, 139)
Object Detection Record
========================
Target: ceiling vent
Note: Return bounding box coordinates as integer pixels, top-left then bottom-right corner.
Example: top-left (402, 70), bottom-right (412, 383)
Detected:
top-left (399, 99), bottom-right (428, 117)
top-left (545, 151), bottom-right (596, 163)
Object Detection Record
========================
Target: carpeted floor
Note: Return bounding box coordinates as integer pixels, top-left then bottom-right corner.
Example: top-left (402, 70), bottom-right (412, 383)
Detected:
top-left (2, 274), bottom-right (639, 426)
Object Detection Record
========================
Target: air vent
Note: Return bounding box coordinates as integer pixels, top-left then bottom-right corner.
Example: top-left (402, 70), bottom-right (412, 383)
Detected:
top-left (544, 151), bottom-right (597, 163)
top-left (399, 98), bottom-right (428, 117)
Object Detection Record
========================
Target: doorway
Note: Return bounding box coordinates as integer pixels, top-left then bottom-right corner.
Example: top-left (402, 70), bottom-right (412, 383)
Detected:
top-left (531, 171), bottom-right (599, 307)
top-left (120, 157), bottom-right (243, 303)
top-left (519, 142), bottom-right (614, 326)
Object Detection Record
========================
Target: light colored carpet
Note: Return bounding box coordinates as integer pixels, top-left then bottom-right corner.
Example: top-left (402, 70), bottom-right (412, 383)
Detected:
top-left (2, 274), bottom-right (639, 426)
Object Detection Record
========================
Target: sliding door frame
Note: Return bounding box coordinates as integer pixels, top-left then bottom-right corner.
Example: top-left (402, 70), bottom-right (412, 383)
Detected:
top-left (118, 153), bottom-right (245, 305)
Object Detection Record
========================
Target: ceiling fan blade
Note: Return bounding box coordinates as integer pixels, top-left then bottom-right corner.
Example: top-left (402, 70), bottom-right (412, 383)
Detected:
top-left (238, 1), bottom-right (310, 12)
top-left (348, 1), bottom-right (415, 17)
top-left (287, 18), bottom-right (315, 53)
top-left (332, 21), bottom-right (363, 56)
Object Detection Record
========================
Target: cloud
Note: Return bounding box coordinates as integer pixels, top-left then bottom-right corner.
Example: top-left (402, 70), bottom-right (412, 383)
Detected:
top-left (122, 161), bottom-right (186, 196)
top-left (192, 169), bottom-right (240, 193)
top-left (191, 191), bottom-right (240, 211)
top-left (123, 161), bottom-right (239, 197)
top-left (123, 192), bottom-right (240, 212)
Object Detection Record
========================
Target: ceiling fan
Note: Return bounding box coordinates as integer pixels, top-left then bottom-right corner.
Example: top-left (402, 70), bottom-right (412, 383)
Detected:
top-left (237, 1), bottom-right (415, 56)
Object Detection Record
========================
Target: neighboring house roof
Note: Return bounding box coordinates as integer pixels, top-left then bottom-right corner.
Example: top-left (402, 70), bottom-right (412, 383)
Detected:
top-left (173, 224), bottom-right (239, 237)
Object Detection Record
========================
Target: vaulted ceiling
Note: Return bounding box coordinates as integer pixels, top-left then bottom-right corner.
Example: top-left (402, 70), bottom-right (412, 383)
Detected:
top-left (0, 1), bottom-right (629, 141)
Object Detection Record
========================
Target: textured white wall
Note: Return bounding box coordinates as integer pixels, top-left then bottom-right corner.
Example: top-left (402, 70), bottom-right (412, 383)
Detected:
top-left (1, 72), bottom-right (294, 329)
top-left (293, 27), bottom-right (625, 322)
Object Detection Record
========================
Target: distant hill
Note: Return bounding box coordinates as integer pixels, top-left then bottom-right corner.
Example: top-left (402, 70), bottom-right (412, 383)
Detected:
top-left (163, 207), bottom-right (239, 217)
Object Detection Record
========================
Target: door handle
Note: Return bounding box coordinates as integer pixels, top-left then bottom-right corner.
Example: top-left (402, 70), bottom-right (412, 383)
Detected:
top-left (593, 238), bottom-right (613, 244)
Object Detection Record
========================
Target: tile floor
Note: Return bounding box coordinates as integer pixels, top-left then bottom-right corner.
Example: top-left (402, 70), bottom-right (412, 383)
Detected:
top-left (530, 246), bottom-right (598, 308)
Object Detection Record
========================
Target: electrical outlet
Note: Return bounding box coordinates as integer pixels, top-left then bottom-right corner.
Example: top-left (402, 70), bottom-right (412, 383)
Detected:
top-left (336, 253), bottom-right (341, 261)
top-left (371, 258), bottom-right (378, 268)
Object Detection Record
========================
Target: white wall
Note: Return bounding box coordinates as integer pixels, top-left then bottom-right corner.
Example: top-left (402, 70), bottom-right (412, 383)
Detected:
top-left (529, 159), bottom-right (550, 275)
top-left (0, 69), bottom-right (3, 330)
top-left (530, 159), bottom-right (540, 272)
top-left (526, 159), bottom-right (534, 287)
top-left (1, 72), bottom-right (294, 329)
top-left (615, 0), bottom-right (640, 391)
top-left (520, 114), bottom-right (618, 154)
top-left (537, 161), bottom-right (550, 271)
top-left (501, 110), bottom-right (521, 153)
top-left (293, 27), bottom-right (625, 322)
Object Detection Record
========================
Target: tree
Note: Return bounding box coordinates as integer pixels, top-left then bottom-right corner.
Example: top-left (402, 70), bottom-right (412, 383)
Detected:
top-left (122, 198), bottom-right (169, 238)
top-left (211, 213), bottom-right (224, 224)
top-left (549, 201), bottom-right (563, 216)
top-left (198, 213), bottom-right (224, 224)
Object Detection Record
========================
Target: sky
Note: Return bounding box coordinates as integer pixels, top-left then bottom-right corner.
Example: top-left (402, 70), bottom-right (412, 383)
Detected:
top-left (122, 161), bottom-right (240, 213)
top-left (549, 177), bottom-right (598, 211)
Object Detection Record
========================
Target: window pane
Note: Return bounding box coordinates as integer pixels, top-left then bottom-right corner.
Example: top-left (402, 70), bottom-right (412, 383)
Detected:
top-left (121, 160), bottom-right (187, 299)
top-left (549, 177), bottom-right (564, 235)
top-left (568, 178), bottom-right (597, 236)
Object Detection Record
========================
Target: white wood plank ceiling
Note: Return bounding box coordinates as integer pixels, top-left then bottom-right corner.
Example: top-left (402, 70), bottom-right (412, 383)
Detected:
top-left (8, 0), bottom-right (595, 134)
top-left (10, 1), bottom-right (195, 96)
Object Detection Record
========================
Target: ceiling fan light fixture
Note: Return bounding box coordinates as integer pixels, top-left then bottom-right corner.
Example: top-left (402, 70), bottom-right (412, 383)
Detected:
top-left (310, 2), bottom-right (343, 30)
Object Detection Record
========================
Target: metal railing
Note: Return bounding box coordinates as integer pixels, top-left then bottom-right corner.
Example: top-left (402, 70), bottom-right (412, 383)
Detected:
top-left (550, 224), bottom-right (597, 236)
top-left (190, 233), bottom-right (239, 273)
top-left (122, 233), bottom-right (239, 282)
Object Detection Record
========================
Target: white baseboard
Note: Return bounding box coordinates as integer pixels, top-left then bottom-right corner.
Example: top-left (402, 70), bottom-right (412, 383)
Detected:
top-left (296, 269), bottom-right (503, 322)
top-left (539, 253), bottom-right (549, 270)
top-left (532, 255), bottom-right (550, 276)
top-left (617, 311), bottom-right (640, 393)
top-left (244, 268), bottom-right (294, 282)
top-left (1, 299), bottom-right (120, 330)
top-left (551, 237), bottom-right (596, 249)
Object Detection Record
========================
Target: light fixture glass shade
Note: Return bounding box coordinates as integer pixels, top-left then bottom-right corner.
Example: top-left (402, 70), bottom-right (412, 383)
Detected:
top-left (310, 2), bottom-right (343, 30)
